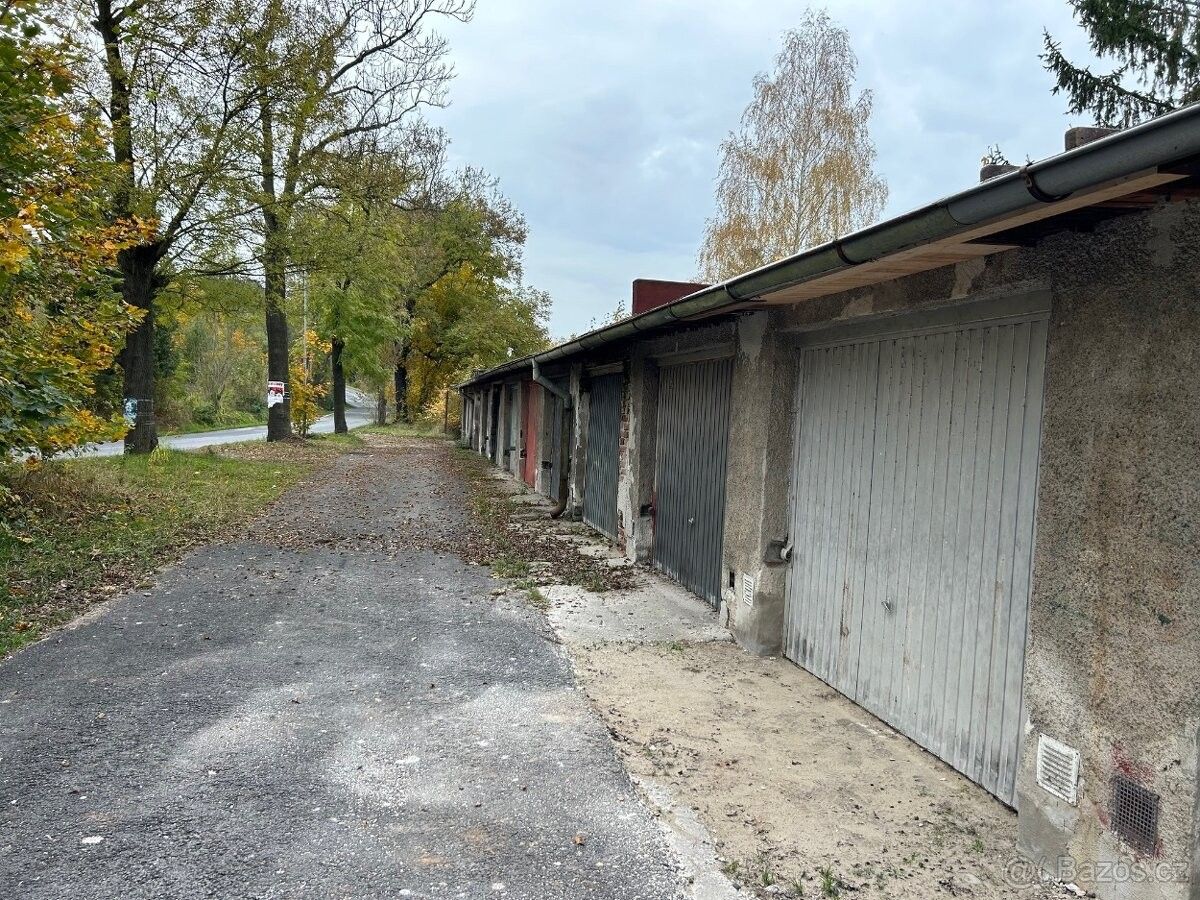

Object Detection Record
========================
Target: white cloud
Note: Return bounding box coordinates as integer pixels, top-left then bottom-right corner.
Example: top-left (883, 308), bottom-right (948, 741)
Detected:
top-left (427, 0), bottom-right (1100, 337)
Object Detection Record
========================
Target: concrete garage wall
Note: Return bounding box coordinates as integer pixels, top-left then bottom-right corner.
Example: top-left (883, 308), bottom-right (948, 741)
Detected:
top-left (618, 351), bottom-right (656, 562)
top-left (1012, 203), bottom-right (1200, 900)
top-left (567, 363), bottom-right (588, 520)
top-left (720, 311), bottom-right (797, 650)
top-left (719, 200), bottom-right (1199, 899)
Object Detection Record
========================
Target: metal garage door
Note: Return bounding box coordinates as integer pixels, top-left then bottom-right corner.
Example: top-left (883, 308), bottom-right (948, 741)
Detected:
top-left (521, 381), bottom-right (540, 487)
top-left (784, 315), bottom-right (1047, 804)
top-left (503, 383), bottom-right (518, 469)
top-left (653, 357), bottom-right (733, 606)
top-left (541, 378), bottom-right (568, 500)
top-left (583, 373), bottom-right (622, 538)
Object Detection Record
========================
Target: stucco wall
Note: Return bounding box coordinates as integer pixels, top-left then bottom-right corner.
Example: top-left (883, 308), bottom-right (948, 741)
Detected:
top-left (1010, 202), bottom-right (1199, 900)
top-left (720, 311), bottom-right (796, 650)
top-left (718, 200), bottom-right (1198, 899)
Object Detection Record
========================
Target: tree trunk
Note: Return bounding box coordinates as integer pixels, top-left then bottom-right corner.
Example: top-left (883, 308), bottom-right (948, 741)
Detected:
top-left (98, 0), bottom-right (161, 454)
top-left (393, 357), bottom-right (409, 424)
top-left (117, 243), bottom-right (164, 453)
top-left (257, 88), bottom-right (291, 443)
top-left (331, 338), bottom-right (347, 434)
top-left (375, 392), bottom-right (388, 426)
top-left (118, 245), bottom-right (161, 454)
top-left (264, 248), bottom-right (291, 441)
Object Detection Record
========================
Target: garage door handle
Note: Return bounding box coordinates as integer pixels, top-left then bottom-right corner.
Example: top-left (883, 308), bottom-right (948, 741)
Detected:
top-left (881, 600), bottom-right (893, 613)
top-left (687, 516), bottom-right (695, 525)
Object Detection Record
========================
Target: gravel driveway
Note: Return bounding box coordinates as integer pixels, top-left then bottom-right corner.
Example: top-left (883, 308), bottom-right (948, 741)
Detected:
top-left (0, 437), bottom-right (683, 899)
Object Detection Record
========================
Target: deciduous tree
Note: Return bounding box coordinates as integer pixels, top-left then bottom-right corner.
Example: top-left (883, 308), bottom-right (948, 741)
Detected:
top-left (0, 1), bottom-right (147, 458)
top-left (72, 0), bottom-right (264, 452)
top-left (391, 167), bottom-right (526, 422)
top-left (697, 10), bottom-right (887, 282)
top-left (1043, 0), bottom-right (1200, 126)
top-left (248, 0), bottom-right (471, 441)
top-left (294, 147), bottom-right (408, 433)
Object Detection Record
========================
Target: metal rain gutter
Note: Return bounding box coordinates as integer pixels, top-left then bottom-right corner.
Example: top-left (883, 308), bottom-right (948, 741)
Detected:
top-left (460, 102), bottom-right (1200, 390)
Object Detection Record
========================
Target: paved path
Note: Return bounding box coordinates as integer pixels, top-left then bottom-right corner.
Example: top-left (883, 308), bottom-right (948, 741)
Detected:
top-left (75, 404), bottom-right (375, 458)
top-left (0, 438), bottom-right (682, 899)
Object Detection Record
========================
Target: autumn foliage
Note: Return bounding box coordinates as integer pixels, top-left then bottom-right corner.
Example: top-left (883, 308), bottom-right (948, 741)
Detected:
top-left (697, 10), bottom-right (887, 281)
top-left (289, 331), bottom-right (331, 437)
top-left (0, 4), bottom-right (148, 456)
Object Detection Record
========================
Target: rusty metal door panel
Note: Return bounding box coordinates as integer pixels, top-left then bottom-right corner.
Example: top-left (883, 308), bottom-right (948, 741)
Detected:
top-left (784, 316), bottom-right (1047, 805)
top-left (583, 373), bottom-right (622, 538)
top-left (653, 357), bottom-right (733, 606)
top-left (521, 381), bottom-right (540, 487)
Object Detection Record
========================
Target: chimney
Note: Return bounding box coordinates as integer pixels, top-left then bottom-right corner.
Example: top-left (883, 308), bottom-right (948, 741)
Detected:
top-left (1065, 125), bottom-right (1119, 151)
top-left (632, 279), bottom-right (709, 316)
top-left (980, 163), bottom-right (1019, 182)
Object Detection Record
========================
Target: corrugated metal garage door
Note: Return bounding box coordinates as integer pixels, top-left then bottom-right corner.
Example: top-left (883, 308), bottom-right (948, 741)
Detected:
top-left (503, 383), bottom-right (518, 469)
top-left (583, 373), bottom-right (622, 538)
top-left (541, 378), bottom-right (568, 500)
top-left (784, 316), bottom-right (1047, 805)
top-left (653, 357), bottom-right (733, 606)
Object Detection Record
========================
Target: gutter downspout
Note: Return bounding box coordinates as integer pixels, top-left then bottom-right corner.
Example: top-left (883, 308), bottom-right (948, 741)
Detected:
top-left (533, 359), bottom-right (573, 519)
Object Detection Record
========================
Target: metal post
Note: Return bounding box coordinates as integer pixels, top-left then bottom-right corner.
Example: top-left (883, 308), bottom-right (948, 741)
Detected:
top-left (302, 272), bottom-right (309, 377)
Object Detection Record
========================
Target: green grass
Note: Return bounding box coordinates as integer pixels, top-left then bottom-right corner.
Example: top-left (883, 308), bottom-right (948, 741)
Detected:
top-left (360, 420), bottom-right (450, 438)
top-left (0, 449), bottom-right (315, 655)
top-left (161, 410), bottom-right (266, 436)
top-left (819, 867), bottom-right (840, 898)
top-left (491, 552), bottom-right (531, 579)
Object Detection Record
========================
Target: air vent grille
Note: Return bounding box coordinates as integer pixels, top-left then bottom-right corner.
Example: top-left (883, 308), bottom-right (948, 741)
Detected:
top-left (1036, 734), bottom-right (1080, 804)
top-left (1111, 775), bottom-right (1160, 857)
top-left (741, 573), bottom-right (756, 608)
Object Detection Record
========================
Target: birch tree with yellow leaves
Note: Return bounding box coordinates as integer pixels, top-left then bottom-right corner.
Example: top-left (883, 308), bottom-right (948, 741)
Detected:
top-left (697, 9), bottom-right (888, 282)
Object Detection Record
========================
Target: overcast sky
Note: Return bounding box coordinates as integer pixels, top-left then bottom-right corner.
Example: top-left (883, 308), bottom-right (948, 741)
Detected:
top-left (425, 1), bottom-right (1099, 340)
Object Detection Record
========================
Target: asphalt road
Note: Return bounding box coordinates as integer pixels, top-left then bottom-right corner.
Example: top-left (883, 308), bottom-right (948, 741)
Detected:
top-left (0, 437), bottom-right (683, 899)
top-left (76, 404), bottom-right (375, 458)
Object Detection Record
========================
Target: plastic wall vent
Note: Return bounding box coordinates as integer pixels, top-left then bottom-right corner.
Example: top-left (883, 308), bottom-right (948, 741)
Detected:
top-left (741, 573), bottom-right (756, 609)
top-left (1036, 734), bottom-right (1080, 804)
top-left (1111, 775), bottom-right (1160, 856)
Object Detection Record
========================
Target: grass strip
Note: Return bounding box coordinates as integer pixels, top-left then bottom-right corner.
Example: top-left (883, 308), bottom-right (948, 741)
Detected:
top-left (0, 448), bottom-right (316, 655)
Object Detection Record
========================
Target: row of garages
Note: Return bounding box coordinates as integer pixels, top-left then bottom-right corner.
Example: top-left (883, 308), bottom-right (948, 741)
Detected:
top-left (464, 306), bottom-right (1043, 806)
top-left (464, 352), bottom-right (734, 606)
top-left (458, 113), bottom-right (1200, 900)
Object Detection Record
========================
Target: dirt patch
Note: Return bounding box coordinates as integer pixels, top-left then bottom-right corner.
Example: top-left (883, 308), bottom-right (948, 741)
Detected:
top-left (571, 640), bottom-right (1058, 900)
